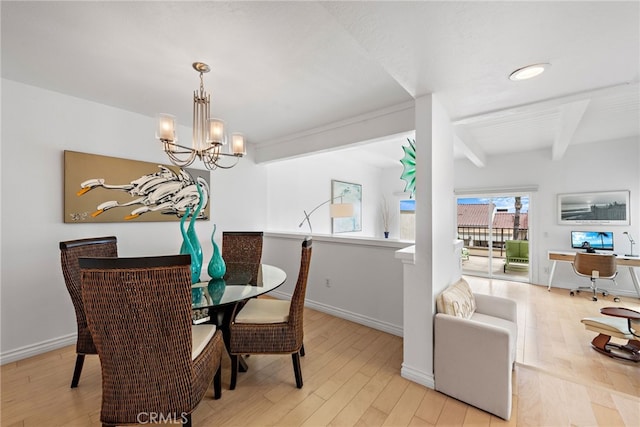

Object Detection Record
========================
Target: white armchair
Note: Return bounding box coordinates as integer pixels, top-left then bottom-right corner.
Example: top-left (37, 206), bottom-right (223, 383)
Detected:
top-left (434, 278), bottom-right (517, 420)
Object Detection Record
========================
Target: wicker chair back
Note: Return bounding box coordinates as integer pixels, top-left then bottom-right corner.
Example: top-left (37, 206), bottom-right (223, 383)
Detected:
top-left (222, 231), bottom-right (264, 284)
top-left (79, 254), bottom-right (221, 426)
top-left (59, 236), bottom-right (117, 387)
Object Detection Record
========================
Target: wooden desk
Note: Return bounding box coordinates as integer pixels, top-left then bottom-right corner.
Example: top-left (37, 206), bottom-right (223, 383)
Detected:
top-left (547, 250), bottom-right (640, 298)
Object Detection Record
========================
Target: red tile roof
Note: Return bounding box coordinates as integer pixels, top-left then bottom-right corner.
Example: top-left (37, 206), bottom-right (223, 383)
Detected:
top-left (457, 204), bottom-right (528, 229)
top-left (457, 204), bottom-right (494, 226)
top-left (493, 212), bottom-right (528, 229)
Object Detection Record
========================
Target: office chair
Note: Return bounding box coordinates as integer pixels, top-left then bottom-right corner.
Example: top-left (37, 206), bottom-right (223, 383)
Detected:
top-left (569, 252), bottom-right (620, 302)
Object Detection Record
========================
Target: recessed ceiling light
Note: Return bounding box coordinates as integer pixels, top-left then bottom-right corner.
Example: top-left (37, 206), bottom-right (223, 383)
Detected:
top-left (509, 63), bottom-right (550, 81)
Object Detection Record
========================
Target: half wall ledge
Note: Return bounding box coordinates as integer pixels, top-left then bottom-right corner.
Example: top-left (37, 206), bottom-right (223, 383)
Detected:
top-left (265, 231), bottom-right (413, 250)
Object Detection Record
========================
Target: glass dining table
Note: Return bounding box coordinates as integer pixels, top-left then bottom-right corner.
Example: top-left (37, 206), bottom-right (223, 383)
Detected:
top-left (190, 263), bottom-right (287, 374)
top-left (191, 263), bottom-right (287, 313)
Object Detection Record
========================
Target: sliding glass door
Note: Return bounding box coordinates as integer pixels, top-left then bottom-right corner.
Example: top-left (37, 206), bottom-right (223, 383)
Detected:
top-left (457, 193), bottom-right (531, 282)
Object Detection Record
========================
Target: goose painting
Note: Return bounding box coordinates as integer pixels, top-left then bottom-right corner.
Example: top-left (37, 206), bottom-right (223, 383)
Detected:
top-left (64, 151), bottom-right (210, 223)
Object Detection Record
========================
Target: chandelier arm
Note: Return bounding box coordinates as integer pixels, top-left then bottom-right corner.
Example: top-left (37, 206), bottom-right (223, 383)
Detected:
top-left (165, 148), bottom-right (197, 168)
top-left (202, 154), bottom-right (241, 170)
top-left (164, 141), bottom-right (204, 153)
top-left (215, 152), bottom-right (244, 158)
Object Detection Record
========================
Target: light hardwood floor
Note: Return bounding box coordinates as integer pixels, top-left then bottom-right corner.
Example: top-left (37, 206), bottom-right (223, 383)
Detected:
top-left (2, 278), bottom-right (639, 426)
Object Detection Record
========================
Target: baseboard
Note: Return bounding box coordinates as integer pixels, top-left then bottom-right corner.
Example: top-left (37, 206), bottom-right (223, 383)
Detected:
top-left (2, 295), bottom-right (404, 364)
top-left (544, 282), bottom-right (639, 298)
top-left (1, 333), bottom-right (76, 365)
top-left (269, 290), bottom-right (404, 337)
top-left (401, 363), bottom-right (435, 389)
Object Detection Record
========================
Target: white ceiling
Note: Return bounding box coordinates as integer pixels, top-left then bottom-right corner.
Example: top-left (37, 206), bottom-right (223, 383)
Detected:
top-left (2, 1), bottom-right (639, 168)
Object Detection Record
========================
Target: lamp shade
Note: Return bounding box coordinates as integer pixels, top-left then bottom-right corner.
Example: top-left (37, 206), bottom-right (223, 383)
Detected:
top-left (330, 203), bottom-right (354, 218)
top-left (207, 118), bottom-right (225, 145)
top-left (156, 114), bottom-right (176, 143)
top-left (231, 133), bottom-right (246, 155)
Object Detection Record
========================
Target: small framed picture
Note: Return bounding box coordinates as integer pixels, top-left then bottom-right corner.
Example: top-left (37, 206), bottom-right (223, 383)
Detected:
top-left (331, 180), bottom-right (362, 233)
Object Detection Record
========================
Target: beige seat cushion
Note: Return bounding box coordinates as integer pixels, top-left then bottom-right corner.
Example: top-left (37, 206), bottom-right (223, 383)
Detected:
top-left (436, 278), bottom-right (476, 319)
top-left (581, 317), bottom-right (636, 340)
top-left (471, 312), bottom-right (518, 361)
top-left (235, 299), bottom-right (290, 324)
top-left (191, 324), bottom-right (217, 360)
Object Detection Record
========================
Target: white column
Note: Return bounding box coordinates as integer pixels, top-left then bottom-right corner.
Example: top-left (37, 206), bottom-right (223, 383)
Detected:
top-left (400, 95), bottom-right (434, 387)
top-left (400, 94), bottom-right (458, 389)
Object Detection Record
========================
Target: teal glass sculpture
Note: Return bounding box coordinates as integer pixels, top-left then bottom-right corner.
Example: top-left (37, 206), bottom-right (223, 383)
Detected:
top-left (400, 138), bottom-right (416, 198)
top-left (207, 224), bottom-right (226, 279)
top-left (180, 206), bottom-right (202, 284)
top-left (180, 181), bottom-right (204, 271)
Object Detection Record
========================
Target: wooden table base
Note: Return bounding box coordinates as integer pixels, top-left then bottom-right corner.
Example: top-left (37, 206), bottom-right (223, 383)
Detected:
top-left (591, 334), bottom-right (640, 363)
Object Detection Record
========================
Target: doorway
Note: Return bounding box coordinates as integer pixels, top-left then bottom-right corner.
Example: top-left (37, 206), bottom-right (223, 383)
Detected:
top-left (457, 193), bottom-right (531, 282)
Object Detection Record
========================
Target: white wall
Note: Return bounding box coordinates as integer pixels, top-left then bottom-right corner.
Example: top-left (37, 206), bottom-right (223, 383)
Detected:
top-left (259, 136), bottom-right (413, 339)
top-left (0, 79), bottom-right (267, 361)
top-left (263, 233), bottom-right (406, 336)
top-left (265, 151), bottom-right (406, 238)
top-left (454, 137), bottom-right (640, 295)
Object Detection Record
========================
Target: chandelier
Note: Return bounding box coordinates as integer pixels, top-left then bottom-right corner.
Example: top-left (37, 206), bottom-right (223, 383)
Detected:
top-left (156, 62), bottom-right (245, 170)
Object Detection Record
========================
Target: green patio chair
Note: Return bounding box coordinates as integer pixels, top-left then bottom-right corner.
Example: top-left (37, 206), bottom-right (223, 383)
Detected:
top-left (504, 240), bottom-right (529, 272)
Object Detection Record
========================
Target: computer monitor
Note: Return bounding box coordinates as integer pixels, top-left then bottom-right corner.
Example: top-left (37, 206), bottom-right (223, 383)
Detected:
top-left (571, 231), bottom-right (614, 251)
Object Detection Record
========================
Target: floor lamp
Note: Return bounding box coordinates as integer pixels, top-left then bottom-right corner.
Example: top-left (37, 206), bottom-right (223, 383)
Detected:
top-left (299, 196), bottom-right (354, 235)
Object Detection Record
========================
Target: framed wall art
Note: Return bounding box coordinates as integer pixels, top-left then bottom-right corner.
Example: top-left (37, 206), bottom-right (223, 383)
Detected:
top-left (331, 179), bottom-right (362, 233)
top-left (64, 150), bottom-right (210, 223)
top-left (557, 190), bottom-right (630, 225)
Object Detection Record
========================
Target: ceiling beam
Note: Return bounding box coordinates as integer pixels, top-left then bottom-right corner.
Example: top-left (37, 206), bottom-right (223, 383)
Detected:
top-left (551, 99), bottom-right (591, 161)
top-left (451, 82), bottom-right (636, 126)
top-left (454, 126), bottom-right (486, 168)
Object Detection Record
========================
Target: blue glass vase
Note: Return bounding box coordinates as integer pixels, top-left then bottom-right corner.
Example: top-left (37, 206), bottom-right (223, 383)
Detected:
top-left (180, 207), bottom-right (201, 284)
top-left (208, 224), bottom-right (226, 279)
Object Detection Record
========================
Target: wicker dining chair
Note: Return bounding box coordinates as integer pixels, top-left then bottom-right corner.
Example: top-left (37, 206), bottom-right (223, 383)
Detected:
top-left (229, 238), bottom-right (312, 390)
top-left (222, 231), bottom-right (263, 284)
top-left (59, 236), bottom-right (118, 388)
top-left (79, 254), bottom-right (223, 427)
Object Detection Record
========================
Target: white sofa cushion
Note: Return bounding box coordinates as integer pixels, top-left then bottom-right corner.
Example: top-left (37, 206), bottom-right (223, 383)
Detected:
top-left (436, 278), bottom-right (476, 319)
top-left (234, 299), bottom-right (290, 324)
top-left (191, 324), bottom-right (216, 360)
